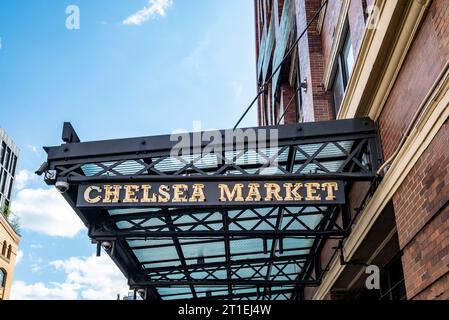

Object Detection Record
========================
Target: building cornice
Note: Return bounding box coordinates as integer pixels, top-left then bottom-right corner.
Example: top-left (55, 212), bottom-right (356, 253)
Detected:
top-left (314, 61), bottom-right (449, 300)
top-left (0, 128), bottom-right (20, 156)
top-left (0, 214), bottom-right (20, 244)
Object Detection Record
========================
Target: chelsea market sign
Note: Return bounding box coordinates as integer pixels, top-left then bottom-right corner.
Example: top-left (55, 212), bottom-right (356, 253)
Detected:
top-left (76, 180), bottom-right (345, 208)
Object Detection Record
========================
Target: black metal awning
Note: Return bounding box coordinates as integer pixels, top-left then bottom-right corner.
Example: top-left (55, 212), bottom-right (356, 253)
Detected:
top-left (40, 118), bottom-right (382, 300)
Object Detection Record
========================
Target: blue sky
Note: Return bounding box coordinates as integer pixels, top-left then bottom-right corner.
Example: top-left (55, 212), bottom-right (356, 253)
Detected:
top-left (0, 0), bottom-right (256, 299)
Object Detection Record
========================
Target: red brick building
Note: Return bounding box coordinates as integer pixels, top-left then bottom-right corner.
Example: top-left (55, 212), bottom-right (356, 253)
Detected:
top-left (254, 0), bottom-right (449, 300)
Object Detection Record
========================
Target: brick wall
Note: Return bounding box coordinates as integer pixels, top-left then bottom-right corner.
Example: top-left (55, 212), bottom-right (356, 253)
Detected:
top-left (321, 0), bottom-right (343, 69)
top-left (378, 0), bottom-right (449, 300)
top-left (393, 120), bottom-right (449, 299)
top-left (278, 84), bottom-right (297, 123)
top-left (254, 0), bottom-right (449, 300)
top-left (296, 0), bottom-right (333, 122)
top-left (295, 0), bottom-right (314, 122)
top-left (310, 0), bottom-right (449, 300)
top-left (379, 0), bottom-right (449, 159)
top-left (320, 0), bottom-right (367, 78)
top-left (348, 0), bottom-right (366, 54)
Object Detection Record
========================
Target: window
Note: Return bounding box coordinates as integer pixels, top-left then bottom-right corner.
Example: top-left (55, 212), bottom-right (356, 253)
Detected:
top-left (379, 255), bottom-right (406, 300)
top-left (331, 23), bottom-right (354, 115)
top-left (332, 63), bottom-right (345, 115)
top-left (11, 155), bottom-right (17, 177)
top-left (1, 170), bottom-right (7, 194)
top-left (356, 254), bottom-right (406, 300)
top-left (1, 241), bottom-right (6, 256)
top-left (362, 0), bottom-right (369, 21)
top-left (0, 169), bottom-right (5, 195)
top-left (7, 245), bottom-right (12, 260)
top-left (342, 33), bottom-right (355, 81)
top-left (4, 147), bottom-right (10, 171)
top-left (7, 177), bottom-right (13, 199)
top-left (0, 268), bottom-right (6, 288)
top-left (0, 142), bottom-right (5, 165)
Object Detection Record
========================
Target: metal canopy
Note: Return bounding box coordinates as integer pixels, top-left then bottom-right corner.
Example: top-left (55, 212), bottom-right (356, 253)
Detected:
top-left (41, 118), bottom-right (382, 301)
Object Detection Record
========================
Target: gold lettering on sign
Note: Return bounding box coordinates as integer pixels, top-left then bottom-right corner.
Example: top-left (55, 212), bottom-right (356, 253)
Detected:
top-left (283, 183), bottom-right (303, 201)
top-left (141, 185), bottom-right (156, 203)
top-left (103, 185), bottom-right (122, 203)
top-left (305, 183), bottom-right (322, 201)
top-left (158, 185), bottom-right (170, 203)
top-left (264, 183), bottom-right (283, 201)
top-left (84, 186), bottom-right (102, 204)
top-left (245, 183), bottom-right (262, 201)
top-left (173, 184), bottom-right (188, 202)
top-left (189, 184), bottom-right (206, 202)
top-left (219, 184), bottom-right (244, 202)
top-left (124, 185), bottom-right (140, 203)
top-left (81, 181), bottom-right (341, 206)
top-left (322, 182), bottom-right (339, 201)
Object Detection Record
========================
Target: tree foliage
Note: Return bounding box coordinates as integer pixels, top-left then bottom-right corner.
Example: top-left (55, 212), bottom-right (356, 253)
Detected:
top-left (1, 205), bottom-right (21, 235)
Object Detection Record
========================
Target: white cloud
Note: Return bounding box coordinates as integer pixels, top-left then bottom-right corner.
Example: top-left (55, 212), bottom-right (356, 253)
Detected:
top-left (11, 281), bottom-right (80, 300)
top-left (11, 188), bottom-right (84, 238)
top-left (51, 255), bottom-right (128, 300)
top-left (123, 0), bottom-right (173, 25)
top-left (31, 263), bottom-right (42, 274)
top-left (14, 169), bottom-right (36, 190)
top-left (26, 145), bottom-right (40, 154)
top-left (11, 255), bottom-right (128, 300)
top-left (15, 250), bottom-right (23, 265)
top-left (30, 244), bottom-right (43, 249)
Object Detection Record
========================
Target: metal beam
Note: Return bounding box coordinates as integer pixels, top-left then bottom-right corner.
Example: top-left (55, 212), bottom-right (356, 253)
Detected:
top-left (45, 118), bottom-right (378, 161)
top-left (139, 253), bottom-right (310, 274)
top-left (103, 206), bottom-right (325, 224)
top-left (222, 211), bottom-right (233, 297)
top-left (91, 229), bottom-right (346, 239)
top-left (182, 288), bottom-right (299, 300)
top-left (130, 279), bottom-right (321, 287)
top-left (58, 173), bottom-right (376, 184)
top-left (164, 213), bottom-right (197, 299)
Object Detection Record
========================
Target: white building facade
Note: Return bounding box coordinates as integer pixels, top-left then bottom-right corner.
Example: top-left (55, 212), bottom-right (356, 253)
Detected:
top-left (0, 128), bottom-right (19, 210)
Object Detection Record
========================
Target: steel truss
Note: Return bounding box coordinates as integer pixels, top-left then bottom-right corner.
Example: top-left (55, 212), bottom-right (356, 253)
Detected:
top-left (41, 118), bottom-right (382, 301)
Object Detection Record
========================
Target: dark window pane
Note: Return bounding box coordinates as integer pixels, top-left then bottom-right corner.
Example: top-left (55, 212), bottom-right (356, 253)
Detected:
top-left (4, 147), bottom-right (10, 171)
top-left (0, 142), bottom-right (5, 164)
top-left (0, 268), bottom-right (6, 287)
top-left (332, 63), bottom-right (345, 114)
top-left (11, 155), bottom-right (17, 177)
top-left (0, 170), bottom-right (4, 194)
top-left (1, 170), bottom-right (7, 194)
top-left (380, 256), bottom-right (406, 300)
top-left (342, 32), bottom-right (354, 83)
top-left (7, 177), bottom-right (13, 199)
